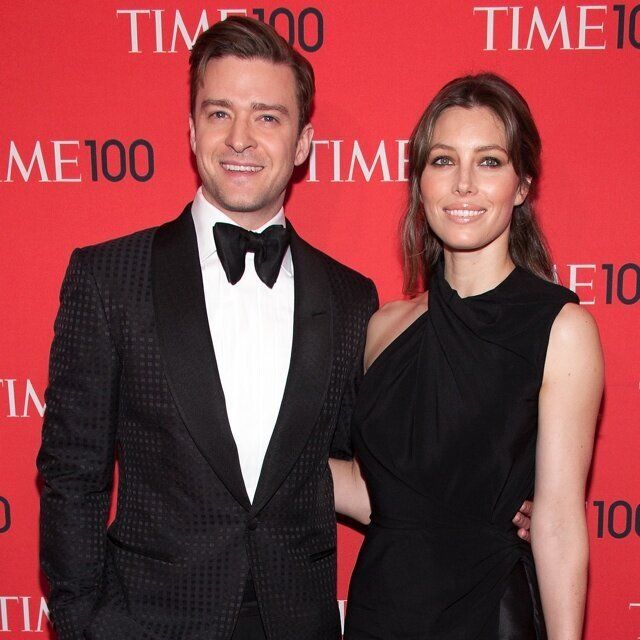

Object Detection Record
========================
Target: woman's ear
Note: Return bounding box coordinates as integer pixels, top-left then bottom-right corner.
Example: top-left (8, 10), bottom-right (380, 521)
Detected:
top-left (515, 177), bottom-right (531, 206)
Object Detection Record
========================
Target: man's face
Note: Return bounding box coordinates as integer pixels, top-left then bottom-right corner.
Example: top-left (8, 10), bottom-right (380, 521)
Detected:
top-left (190, 56), bottom-right (313, 229)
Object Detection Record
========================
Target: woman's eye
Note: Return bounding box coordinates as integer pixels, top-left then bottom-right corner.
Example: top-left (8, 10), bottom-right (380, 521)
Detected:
top-left (480, 156), bottom-right (502, 167)
top-left (432, 156), bottom-right (452, 166)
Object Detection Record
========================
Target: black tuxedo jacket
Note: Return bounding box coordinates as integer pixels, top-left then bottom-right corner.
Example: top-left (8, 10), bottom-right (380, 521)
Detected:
top-left (38, 205), bottom-right (378, 640)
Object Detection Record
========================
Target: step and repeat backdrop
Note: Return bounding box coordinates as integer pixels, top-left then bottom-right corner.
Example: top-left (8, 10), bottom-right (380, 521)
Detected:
top-left (1, 1), bottom-right (638, 637)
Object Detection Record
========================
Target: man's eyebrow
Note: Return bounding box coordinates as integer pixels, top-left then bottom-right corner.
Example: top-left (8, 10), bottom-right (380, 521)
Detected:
top-left (252, 102), bottom-right (290, 116)
top-left (200, 98), bottom-right (233, 110)
top-left (429, 143), bottom-right (508, 154)
top-left (198, 99), bottom-right (290, 117)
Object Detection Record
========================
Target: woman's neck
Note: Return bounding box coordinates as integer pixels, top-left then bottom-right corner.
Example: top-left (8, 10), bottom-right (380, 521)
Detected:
top-left (442, 246), bottom-right (515, 299)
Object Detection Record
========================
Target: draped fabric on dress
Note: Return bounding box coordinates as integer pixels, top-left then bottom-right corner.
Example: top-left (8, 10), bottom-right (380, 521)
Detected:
top-left (345, 262), bottom-right (578, 640)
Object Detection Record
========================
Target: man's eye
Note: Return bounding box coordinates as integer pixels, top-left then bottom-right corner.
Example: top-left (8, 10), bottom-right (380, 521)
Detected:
top-left (480, 156), bottom-right (502, 167)
top-left (209, 111), bottom-right (228, 119)
top-left (261, 115), bottom-right (278, 123)
top-left (432, 156), bottom-right (452, 166)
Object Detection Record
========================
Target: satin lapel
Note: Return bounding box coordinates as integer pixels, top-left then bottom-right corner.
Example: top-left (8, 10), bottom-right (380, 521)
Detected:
top-left (152, 205), bottom-right (251, 511)
top-left (251, 225), bottom-right (333, 514)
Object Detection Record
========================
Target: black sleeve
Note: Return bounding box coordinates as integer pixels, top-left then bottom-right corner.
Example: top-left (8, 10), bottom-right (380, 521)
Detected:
top-left (37, 249), bottom-right (120, 640)
top-left (330, 279), bottom-right (379, 460)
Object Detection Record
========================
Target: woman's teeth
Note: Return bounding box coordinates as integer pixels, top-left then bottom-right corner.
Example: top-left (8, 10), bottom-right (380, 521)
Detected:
top-left (445, 208), bottom-right (485, 217)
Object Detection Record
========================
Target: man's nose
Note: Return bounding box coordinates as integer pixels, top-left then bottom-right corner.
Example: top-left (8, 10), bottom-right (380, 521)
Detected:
top-left (225, 117), bottom-right (256, 153)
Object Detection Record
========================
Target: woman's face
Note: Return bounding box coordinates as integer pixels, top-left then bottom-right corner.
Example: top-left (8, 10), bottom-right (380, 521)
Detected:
top-left (420, 106), bottom-right (528, 255)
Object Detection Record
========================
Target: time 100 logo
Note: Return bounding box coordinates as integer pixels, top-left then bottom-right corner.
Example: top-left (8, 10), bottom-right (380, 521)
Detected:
top-left (593, 500), bottom-right (640, 539)
top-left (0, 496), bottom-right (10, 534)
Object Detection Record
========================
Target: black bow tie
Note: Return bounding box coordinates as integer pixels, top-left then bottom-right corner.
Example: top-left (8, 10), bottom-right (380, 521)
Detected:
top-left (212, 222), bottom-right (291, 289)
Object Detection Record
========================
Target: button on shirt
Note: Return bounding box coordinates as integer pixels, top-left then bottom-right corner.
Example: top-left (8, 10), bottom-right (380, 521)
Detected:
top-left (191, 187), bottom-right (294, 502)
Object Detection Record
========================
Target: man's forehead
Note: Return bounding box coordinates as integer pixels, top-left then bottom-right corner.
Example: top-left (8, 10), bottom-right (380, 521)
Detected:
top-left (200, 55), bottom-right (295, 84)
top-left (196, 56), bottom-right (299, 109)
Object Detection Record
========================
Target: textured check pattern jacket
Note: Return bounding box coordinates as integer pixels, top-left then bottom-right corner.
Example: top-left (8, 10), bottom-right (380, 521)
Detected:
top-left (38, 206), bottom-right (378, 640)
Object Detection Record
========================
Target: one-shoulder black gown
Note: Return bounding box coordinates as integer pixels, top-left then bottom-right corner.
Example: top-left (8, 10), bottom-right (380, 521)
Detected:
top-left (345, 262), bottom-right (578, 640)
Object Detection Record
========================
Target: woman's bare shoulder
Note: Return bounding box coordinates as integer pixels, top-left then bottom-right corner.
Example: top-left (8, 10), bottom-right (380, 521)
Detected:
top-left (544, 302), bottom-right (603, 379)
top-left (364, 293), bottom-right (429, 371)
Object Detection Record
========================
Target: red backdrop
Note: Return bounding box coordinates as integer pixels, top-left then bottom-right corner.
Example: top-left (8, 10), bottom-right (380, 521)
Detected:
top-left (1, 1), bottom-right (638, 637)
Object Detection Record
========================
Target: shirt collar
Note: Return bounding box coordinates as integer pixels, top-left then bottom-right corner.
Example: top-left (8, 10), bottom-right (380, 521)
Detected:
top-left (190, 187), bottom-right (293, 276)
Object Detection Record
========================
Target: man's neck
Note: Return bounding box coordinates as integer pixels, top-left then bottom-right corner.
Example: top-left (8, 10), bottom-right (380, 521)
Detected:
top-left (200, 189), bottom-right (284, 231)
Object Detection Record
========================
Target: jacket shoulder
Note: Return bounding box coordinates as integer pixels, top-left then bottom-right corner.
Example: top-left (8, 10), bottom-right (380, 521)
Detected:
top-left (71, 225), bottom-right (160, 277)
top-left (301, 237), bottom-right (373, 286)
top-left (76, 225), bottom-right (158, 260)
top-left (307, 240), bottom-right (377, 306)
top-left (61, 226), bottom-right (161, 299)
top-left (298, 241), bottom-right (379, 328)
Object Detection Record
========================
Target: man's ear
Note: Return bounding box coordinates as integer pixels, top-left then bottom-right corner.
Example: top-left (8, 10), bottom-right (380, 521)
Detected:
top-left (515, 177), bottom-right (531, 206)
top-left (294, 123), bottom-right (314, 166)
top-left (189, 115), bottom-right (196, 154)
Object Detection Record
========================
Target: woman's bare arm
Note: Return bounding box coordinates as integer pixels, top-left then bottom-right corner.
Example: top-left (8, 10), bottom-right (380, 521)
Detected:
top-left (329, 457), bottom-right (371, 524)
top-left (531, 303), bottom-right (604, 639)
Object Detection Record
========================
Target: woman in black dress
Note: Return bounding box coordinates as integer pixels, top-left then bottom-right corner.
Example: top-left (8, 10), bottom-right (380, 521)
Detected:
top-left (330, 74), bottom-right (603, 639)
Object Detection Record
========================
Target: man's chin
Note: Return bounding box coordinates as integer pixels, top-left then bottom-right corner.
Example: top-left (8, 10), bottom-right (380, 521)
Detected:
top-left (222, 201), bottom-right (270, 214)
top-left (202, 187), bottom-right (280, 217)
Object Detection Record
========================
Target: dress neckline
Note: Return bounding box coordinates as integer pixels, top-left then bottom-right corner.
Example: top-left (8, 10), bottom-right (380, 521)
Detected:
top-left (435, 260), bottom-right (521, 303)
top-left (363, 264), bottom-right (524, 385)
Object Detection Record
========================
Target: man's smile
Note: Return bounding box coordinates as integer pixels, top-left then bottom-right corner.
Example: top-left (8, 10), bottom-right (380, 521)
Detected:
top-left (220, 162), bottom-right (264, 173)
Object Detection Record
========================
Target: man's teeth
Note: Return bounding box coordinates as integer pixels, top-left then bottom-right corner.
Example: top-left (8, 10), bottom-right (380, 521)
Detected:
top-left (445, 209), bottom-right (485, 217)
top-left (222, 164), bottom-right (262, 172)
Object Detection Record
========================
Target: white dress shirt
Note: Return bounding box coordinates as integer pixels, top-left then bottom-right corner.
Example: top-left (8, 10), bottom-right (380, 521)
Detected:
top-left (191, 187), bottom-right (294, 502)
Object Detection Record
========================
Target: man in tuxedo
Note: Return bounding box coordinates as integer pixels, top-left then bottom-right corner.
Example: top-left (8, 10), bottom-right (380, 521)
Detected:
top-left (38, 16), bottom-right (376, 640)
top-left (38, 16), bottom-right (531, 640)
